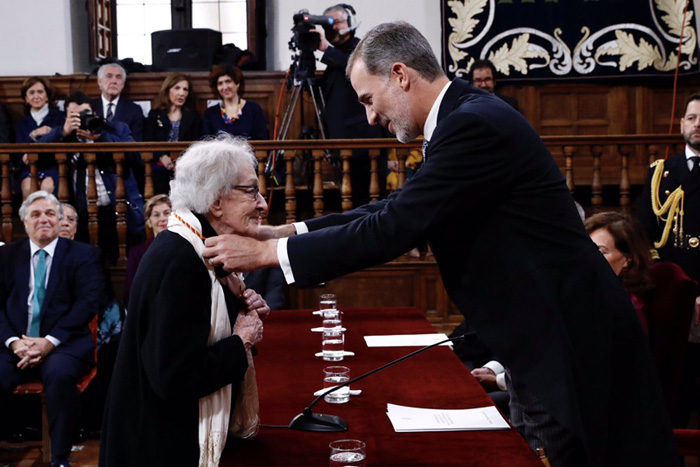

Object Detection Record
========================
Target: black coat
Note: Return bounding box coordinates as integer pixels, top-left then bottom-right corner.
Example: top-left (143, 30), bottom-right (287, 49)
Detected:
top-left (100, 219), bottom-right (248, 466)
top-left (287, 79), bottom-right (678, 466)
top-left (144, 108), bottom-right (202, 142)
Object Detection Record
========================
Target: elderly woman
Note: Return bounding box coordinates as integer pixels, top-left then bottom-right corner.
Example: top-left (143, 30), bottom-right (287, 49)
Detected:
top-left (585, 211), bottom-right (653, 333)
top-left (14, 76), bottom-right (64, 198)
top-left (202, 64), bottom-right (268, 140)
top-left (124, 194), bottom-right (172, 303)
top-left (145, 73), bottom-right (202, 194)
top-left (100, 134), bottom-right (269, 466)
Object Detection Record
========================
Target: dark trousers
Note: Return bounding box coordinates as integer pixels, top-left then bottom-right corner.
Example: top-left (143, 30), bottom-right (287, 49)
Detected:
top-left (507, 370), bottom-right (586, 467)
top-left (0, 348), bottom-right (89, 463)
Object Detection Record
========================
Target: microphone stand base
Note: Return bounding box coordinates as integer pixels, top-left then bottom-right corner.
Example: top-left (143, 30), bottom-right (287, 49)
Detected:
top-left (288, 412), bottom-right (348, 432)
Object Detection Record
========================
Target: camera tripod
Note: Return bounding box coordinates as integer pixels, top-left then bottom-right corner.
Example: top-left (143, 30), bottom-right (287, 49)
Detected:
top-left (276, 74), bottom-right (327, 142)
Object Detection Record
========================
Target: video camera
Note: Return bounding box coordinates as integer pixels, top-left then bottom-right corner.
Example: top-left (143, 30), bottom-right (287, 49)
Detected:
top-left (289, 9), bottom-right (334, 82)
top-left (79, 109), bottom-right (115, 134)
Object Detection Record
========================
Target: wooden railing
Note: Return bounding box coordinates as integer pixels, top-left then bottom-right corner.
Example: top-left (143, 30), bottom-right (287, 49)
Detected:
top-left (0, 134), bottom-right (685, 263)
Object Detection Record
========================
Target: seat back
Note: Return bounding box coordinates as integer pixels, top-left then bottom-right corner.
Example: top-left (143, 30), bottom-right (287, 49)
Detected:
top-left (644, 262), bottom-right (698, 414)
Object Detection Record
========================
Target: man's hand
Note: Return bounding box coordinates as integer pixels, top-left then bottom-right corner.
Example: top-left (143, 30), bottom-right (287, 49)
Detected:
top-left (471, 367), bottom-right (499, 392)
top-left (62, 111), bottom-right (83, 136)
top-left (160, 154), bottom-right (174, 170)
top-left (203, 235), bottom-right (279, 273)
top-left (12, 336), bottom-right (55, 369)
top-left (75, 129), bottom-right (101, 141)
top-left (313, 29), bottom-right (331, 52)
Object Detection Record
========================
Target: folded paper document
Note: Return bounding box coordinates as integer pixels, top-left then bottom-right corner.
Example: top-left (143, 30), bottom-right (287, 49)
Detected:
top-left (386, 403), bottom-right (510, 432)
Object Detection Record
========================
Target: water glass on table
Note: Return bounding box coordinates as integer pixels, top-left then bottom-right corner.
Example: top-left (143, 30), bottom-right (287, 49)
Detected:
top-left (323, 310), bottom-right (343, 331)
top-left (319, 293), bottom-right (337, 311)
top-left (329, 439), bottom-right (366, 467)
top-left (323, 365), bottom-right (350, 404)
top-left (322, 328), bottom-right (345, 361)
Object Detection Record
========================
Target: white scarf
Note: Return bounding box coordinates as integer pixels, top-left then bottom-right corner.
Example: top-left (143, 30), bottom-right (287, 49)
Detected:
top-left (167, 209), bottom-right (232, 467)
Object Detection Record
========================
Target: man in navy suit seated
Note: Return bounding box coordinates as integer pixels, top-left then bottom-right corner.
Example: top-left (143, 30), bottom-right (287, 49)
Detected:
top-left (0, 191), bottom-right (103, 467)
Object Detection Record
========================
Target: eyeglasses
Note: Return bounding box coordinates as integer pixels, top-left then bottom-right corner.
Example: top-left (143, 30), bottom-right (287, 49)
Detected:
top-left (229, 184), bottom-right (260, 200)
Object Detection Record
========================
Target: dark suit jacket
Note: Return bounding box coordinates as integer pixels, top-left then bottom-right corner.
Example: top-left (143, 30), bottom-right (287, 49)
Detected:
top-left (0, 238), bottom-right (102, 364)
top-left (91, 96), bottom-right (145, 141)
top-left (287, 79), bottom-right (677, 466)
top-left (144, 108), bottom-right (202, 142)
top-left (100, 218), bottom-right (249, 466)
top-left (243, 267), bottom-right (285, 310)
top-left (637, 152), bottom-right (700, 282)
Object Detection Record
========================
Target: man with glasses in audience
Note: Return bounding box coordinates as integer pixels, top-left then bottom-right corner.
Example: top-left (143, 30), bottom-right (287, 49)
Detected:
top-left (470, 59), bottom-right (519, 111)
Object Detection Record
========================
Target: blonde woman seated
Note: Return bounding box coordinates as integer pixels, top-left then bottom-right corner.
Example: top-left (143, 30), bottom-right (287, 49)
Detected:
top-left (124, 194), bottom-right (172, 303)
top-left (101, 134), bottom-right (269, 466)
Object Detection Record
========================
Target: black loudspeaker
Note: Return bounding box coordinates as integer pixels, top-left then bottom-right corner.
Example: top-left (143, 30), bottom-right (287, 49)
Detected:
top-left (151, 28), bottom-right (222, 71)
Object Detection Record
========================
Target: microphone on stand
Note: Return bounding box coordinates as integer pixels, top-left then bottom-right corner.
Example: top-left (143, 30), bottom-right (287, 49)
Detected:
top-left (288, 334), bottom-right (466, 432)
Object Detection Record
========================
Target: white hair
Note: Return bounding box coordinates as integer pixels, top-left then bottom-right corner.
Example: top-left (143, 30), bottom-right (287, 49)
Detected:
top-left (19, 191), bottom-right (63, 221)
top-left (170, 133), bottom-right (257, 214)
top-left (97, 62), bottom-right (127, 81)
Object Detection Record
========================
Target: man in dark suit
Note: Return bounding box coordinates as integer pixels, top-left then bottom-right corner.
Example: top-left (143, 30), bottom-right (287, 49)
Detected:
top-left (204, 22), bottom-right (678, 466)
top-left (637, 93), bottom-right (700, 428)
top-left (0, 191), bottom-right (103, 467)
top-left (470, 58), bottom-right (520, 111)
top-left (316, 3), bottom-right (388, 206)
top-left (40, 91), bottom-right (144, 263)
top-left (91, 63), bottom-right (144, 142)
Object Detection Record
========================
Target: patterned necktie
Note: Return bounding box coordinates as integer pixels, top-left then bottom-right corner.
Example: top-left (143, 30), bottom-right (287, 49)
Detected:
top-left (422, 139), bottom-right (430, 161)
top-left (30, 249), bottom-right (47, 337)
top-left (691, 156), bottom-right (699, 173)
top-left (106, 102), bottom-right (114, 122)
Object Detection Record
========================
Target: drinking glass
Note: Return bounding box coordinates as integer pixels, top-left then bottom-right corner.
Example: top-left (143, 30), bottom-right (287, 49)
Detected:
top-left (323, 365), bottom-right (350, 404)
top-left (322, 328), bottom-right (345, 361)
top-left (329, 439), bottom-right (366, 467)
top-left (319, 293), bottom-right (337, 311)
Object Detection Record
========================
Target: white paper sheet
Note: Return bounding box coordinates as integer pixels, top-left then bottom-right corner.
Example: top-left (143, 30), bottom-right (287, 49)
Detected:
top-left (386, 403), bottom-right (510, 432)
top-left (364, 333), bottom-right (452, 347)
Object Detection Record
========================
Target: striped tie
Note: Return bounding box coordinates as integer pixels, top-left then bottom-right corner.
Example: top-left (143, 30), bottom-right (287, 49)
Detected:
top-left (422, 139), bottom-right (430, 161)
top-left (106, 102), bottom-right (114, 122)
top-left (29, 249), bottom-right (47, 337)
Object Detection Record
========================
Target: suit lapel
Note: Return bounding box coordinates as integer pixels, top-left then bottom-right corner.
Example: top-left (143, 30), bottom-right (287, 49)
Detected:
top-left (15, 240), bottom-right (31, 319)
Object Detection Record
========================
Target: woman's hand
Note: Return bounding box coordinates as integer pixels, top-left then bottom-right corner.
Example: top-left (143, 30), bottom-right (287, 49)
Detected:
top-left (233, 311), bottom-right (263, 349)
top-left (30, 125), bottom-right (52, 140)
top-left (243, 288), bottom-right (270, 320)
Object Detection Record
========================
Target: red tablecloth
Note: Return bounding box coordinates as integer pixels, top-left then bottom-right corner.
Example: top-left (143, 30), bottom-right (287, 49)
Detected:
top-left (222, 307), bottom-right (542, 466)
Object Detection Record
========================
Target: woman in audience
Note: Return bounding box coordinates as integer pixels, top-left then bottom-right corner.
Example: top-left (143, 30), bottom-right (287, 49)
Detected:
top-left (124, 194), bottom-right (172, 303)
top-left (145, 73), bottom-right (202, 194)
top-left (14, 76), bottom-right (63, 198)
top-left (202, 64), bottom-right (268, 140)
top-left (101, 134), bottom-right (268, 466)
top-left (585, 211), bottom-right (652, 333)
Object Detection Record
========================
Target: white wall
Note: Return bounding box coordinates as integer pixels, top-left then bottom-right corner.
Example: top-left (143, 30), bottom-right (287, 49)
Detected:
top-left (0, 0), bottom-right (91, 77)
top-left (266, 0), bottom-right (443, 71)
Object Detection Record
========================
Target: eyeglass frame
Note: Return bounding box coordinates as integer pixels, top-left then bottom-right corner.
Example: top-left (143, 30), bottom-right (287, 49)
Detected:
top-left (228, 184), bottom-right (261, 200)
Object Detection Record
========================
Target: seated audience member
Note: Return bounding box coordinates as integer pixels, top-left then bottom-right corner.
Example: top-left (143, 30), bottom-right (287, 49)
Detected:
top-left (91, 62), bottom-right (144, 141)
top-left (100, 134), bottom-right (267, 466)
top-left (58, 203), bottom-right (79, 240)
top-left (124, 194), bottom-right (172, 304)
top-left (469, 59), bottom-right (519, 111)
top-left (14, 77), bottom-right (64, 198)
top-left (202, 64), bottom-right (268, 140)
top-left (39, 91), bottom-right (144, 263)
top-left (144, 73), bottom-right (202, 195)
top-left (0, 191), bottom-right (103, 467)
top-left (585, 211), bottom-right (652, 333)
top-left (0, 102), bottom-right (12, 143)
